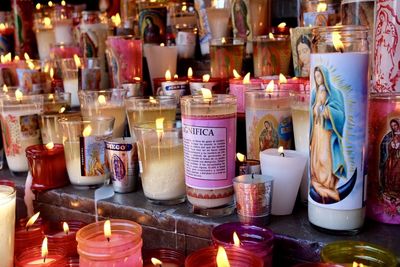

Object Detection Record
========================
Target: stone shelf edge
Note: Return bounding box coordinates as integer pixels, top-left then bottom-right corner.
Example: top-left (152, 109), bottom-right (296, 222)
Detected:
top-left (3, 171), bottom-right (399, 266)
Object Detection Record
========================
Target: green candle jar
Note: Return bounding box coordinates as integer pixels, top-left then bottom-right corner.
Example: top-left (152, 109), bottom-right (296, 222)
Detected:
top-left (321, 241), bottom-right (398, 267)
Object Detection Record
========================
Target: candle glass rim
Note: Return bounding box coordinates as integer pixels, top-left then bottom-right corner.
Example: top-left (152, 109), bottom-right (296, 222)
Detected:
top-left (106, 35), bottom-right (142, 41)
top-left (0, 184), bottom-right (16, 203)
top-left (45, 220), bottom-right (87, 238)
top-left (245, 90), bottom-right (291, 98)
top-left (311, 25), bottom-right (369, 35)
top-left (124, 95), bottom-right (177, 108)
top-left (254, 35), bottom-right (289, 42)
top-left (26, 143), bottom-right (64, 156)
top-left (40, 110), bottom-right (80, 118)
top-left (58, 115), bottom-right (115, 125)
top-left (233, 174), bottom-right (274, 184)
top-left (0, 94), bottom-right (44, 106)
top-left (321, 241), bottom-right (398, 266)
top-left (78, 88), bottom-right (128, 95)
top-left (210, 37), bottom-right (246, 45)
top-left (15, 246), bottom-right (66, 266)
top-left (369, 92), bottom-right (400, 100)
top-left (133, 120), bottom-right (182, 132)
top-left (142, 248), bottom-right (186, 266)
top-left (181, 94), bottom-right (237, 105)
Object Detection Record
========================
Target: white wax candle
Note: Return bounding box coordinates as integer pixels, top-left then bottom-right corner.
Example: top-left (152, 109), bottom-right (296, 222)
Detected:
top-left (260, 148), bottom-right (307, 215)
top-left (36, 29), bottom-right (56, 60)
top-left (26, 257), bottom-right (55, 265)
top-left (54, 19), bottom-right (73, 44)
top-left (63, 79), bottom-right (79, 108)
top-left (0, 186), bottom-right (16, 267)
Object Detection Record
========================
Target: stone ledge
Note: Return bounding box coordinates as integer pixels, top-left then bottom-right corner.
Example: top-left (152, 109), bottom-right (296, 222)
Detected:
top-left (3, 171), bottom-right (400, 266)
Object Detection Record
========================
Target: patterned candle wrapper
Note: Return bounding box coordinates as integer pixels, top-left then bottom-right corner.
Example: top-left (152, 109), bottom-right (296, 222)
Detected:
top-left (138, 7), bottom-right (167, 44)
top-left (80, 68), bottom-right (101, 90)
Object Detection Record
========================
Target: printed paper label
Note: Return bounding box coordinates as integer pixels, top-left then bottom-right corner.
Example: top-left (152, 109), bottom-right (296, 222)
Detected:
top-left (80, 135), bottom-right (109, 177)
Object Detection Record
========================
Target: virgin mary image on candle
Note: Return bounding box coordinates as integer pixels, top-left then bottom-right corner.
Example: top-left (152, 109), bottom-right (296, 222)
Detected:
top-left (310, 66), bottom-right (348, 203)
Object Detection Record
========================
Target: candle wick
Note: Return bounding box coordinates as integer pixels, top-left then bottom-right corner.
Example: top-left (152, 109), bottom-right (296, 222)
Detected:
top-left (339, 48), bottom-right (344, 53)
top-left (66, 230), bottom-right (69, 235)
top-left (26, 226), bottom-right (29, 232)
top-left (107, 237), bottom-right (110, 242)
top-left (280, 152), bottom-right (285, 157)
top-left (268, 94), bottom-right (271, 99)
top-left (252, 173), bottom-right (254, 179)
top-left (43, 256), bottom-right (46, 263)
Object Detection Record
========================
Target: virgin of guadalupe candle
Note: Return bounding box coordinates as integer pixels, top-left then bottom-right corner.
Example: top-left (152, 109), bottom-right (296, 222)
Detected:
top-left (181, 94), bottom-right (237, 214)
top-left (245, 88), bottom-right (293, 160)
top-left (373, 0), bottom-right (400, 92)
top-left (290, 27), bottom-right (312, 78)
top-left (253, 34), bottom-right (292, 77)
top-left (60, 116), bottom-right (114, 187)
top-left (106, 36), bottom-right (143, 88)
top-left (76, 219), bottom-right (143, 267)
top-left (210, 38), bottom-right (245, 79)
top-left (0, 53), bottom-right (18, 86)
top-left (367, 93), bottom-right (400, 224)
top-left (0, 185), bottom-right (16, 267)
top-left (308, 26), bottom-right (369, 233)
top-left (0, 94), bottom-right (43, 173)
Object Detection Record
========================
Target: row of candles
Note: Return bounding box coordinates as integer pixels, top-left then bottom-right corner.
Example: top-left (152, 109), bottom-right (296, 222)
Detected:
top-left (0, 202), bottom-right (397, 267)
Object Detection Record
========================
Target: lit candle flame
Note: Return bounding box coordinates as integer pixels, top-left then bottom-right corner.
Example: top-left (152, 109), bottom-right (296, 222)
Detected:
top-left (45, 142), bottom-right (54, 150)
top-left (59, 106), bottom-right (66, 113)
top-left (104, 220), bottom-right (111, 241)
top-left (233, 232), bottom-right (240, 247)
top-left (43, 17), bottom-right (51, 27)
top-left (82, 125), bottom-right (92, 137)
top-left (48, 1), bottom-right (53, 7)
top-left (27, 60), bottom-right (35, 70)
top-left (73, 54), bottom-right (81, 68)
top-left (202, 74), bottom-right (211, 82)
top-left (151, 257), bottom-right (163, 266)
top-left (61, 0), bottom-right (66, 6)
top-left (353, 262), bottom-right (365, 267)
top-left (160, 43), bottom-right (165, 47)
top-left (233, 69), bottom-right (241, 79)
top-left (278, 146), bottom-right (284, 157)
top-left (165, 70), bottom-right (172, 81)
top-left (269, 32), bottom-right (275, 39)
top-left (5, 53), bottom-right (11, 62)
top-left (2, 84), bottom-right (8, 93)
top-left (41, 237), bottom-right (48, 262)
top-left (279, 73), bottom-right (287, 84)
top-left (134, 77), bottom-right (141, 81)
top-left (187, 67), bottom-right (193, 79)
top-left (243, 72), bottom-right (251, 84)
top-left (48, 94), bottom-right (54, 100)
top-left (63, 222), bottom-right (69, 235)
top-left (111, 13), bottom-right (121, 27)
top-left (236, 153), bottom-right (246, 162)
top-left (44, 63), bottom-right (50, 73)
top-left (174, 74), bottom-right (178, 79)
top-left (266, 80), bottom-right (275, 93)
top-left (15, 89), bottom-right (23, 102)
top-left (26, 212), bottom-right (40, 229)
top-left (0, 23), bottom-right (5, 31)
top-left (332, 32), bottom-right (344, 52)
top-left (216, 246), bottom-right (230, 267)
top-left (156, 117), bottom-right (164, 135)
top-left (98, 95), bottom-right (107, 105)
top-left (14, 55), bottom-right (20, 61)
top-left (201, 88), bottom-right (212, 99)
top-left (49, 67), bottom-right (54, 79)
top-left (36, 3), bottom-right (41, 10)
top-left (24, 53), bottom-right (30, 61)
top-left (221, 37), bottom-right (226, 44)
top-left (277, 22), bottom-right (286, 29)
top-left (317, 2), bottom-right (327, 12)
top-left (149, 96), bottom-right (157, 104)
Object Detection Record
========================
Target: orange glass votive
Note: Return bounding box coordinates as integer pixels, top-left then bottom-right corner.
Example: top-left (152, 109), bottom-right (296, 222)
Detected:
top-left (185, 246), bottom-right (263, 267)
top-left (76, 219), bottom-right (143, 267)
top-left (15, 247), bottom-right (66, 267)
top-left (26, 144), bottom-right (69, 191)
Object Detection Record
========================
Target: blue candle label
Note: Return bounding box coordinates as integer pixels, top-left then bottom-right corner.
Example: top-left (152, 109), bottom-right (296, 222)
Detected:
top-left (79, 136), bottom-right (109, 177)
top-left (105, 142), bottom-right (138, 186)
top-left (245, 108), bottom-right (293, 160)
top-left (161, 82), bottom-right (188, 98)
top-left (309, 53), bottom-right (368, 210)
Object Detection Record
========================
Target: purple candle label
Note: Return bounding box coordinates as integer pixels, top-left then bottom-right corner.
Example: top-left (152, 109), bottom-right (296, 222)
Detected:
top-left (182, 114), bottom-right (236, 189)
top-left (309, 53), bottom-right (368, 210)
top-left (245, 109), bottom-right (293, 160)
top-left (79, 136), bottom-right (109, 177)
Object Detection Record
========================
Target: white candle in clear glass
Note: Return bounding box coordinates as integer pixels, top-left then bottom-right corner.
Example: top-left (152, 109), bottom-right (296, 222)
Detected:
top-left (61, 58), bottom-right (79, 108)
top-left (34, 15), bottom-right (56, 60)
top-left (54, 19), bottom-right (74, 44)
top-left (260, 148), bottom-right (307, 215)
top-left (0, 185), bottom-right (16, 267)
top-left (206, 7), bottom-right (231, 38)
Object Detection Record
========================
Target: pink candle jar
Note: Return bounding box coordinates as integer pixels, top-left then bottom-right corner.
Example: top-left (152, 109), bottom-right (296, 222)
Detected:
top-left (229, 77), bottom-right (263, 113)
top-left (76, 219), bottom-right (143, 267)
top-left (211, 222), bottom-right (274, 267)
top-left (185, 246), bottom-right (263, 267)
top-left (26, 144), bottom-right (69, 191)
top-left (46, 221), bottom-right (87, 257)
top-left (15, 247), bottom-right (66, 267)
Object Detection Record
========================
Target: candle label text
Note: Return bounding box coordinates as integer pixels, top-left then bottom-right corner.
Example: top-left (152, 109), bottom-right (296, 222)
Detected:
top-left (182, 114), bottom-right (236, 189)
top-left (245, 109), bottom-right (293, 160)
top-left (309, 53), bottom-right (368, 210)
top-left (79, 136), bottom-right (109, 177)
top-left (161, 82), bottom-right (188, 98)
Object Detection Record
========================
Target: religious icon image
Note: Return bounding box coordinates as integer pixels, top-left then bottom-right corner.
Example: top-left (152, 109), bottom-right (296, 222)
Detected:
top-left (232, 0), bottom-right (250, 39)
top-left (259, 120), bottom-right (279, 152)
top-left (309, 66), bottom-right (357, 204)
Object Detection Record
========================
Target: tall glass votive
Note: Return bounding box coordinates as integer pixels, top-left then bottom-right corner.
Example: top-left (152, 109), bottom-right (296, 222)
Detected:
top-left (125, 96), bottom-right (177, 137)
top-left (0, 185), bottom-right (16, 267)
top-left (181, 94), bottom-right (237, 216)
top-left (40, 111), bottom-right (81, 144)
top-left (77, 219), bottom-right (143, 267)
top-left (34, 12), bottom-right (56, 60)
top-left (253, 35), bottom-right (292, 77)
top-left (245, 90), bottom-right (293, 160)
top-left (60, 116), bottom-right (114, 187)
top-left (106, 35), bottom-right (143, 88)
top-left (206, 5), bottom-right (231, 39)
top-left (210, 38), bottom-right (245, 79)
top-left (61, 57), bottom-right (79, 107)
top-left (134, 120), bottom-right (185, 204)
top-left (79, 89), bottom-right (128, 138)
top-left (0, 94), bottom-right (43, 173)
top-left (43, 92), bottom-right (71, 113)
top-left (53, 6), bottom-right (74, 44)
top-left (290, 91), bottom-right (310, 203)
top-left (321, 241), bottom-right (397, 267)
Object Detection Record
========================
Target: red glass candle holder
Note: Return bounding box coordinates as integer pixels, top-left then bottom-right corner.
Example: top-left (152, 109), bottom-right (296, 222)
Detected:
top-left (46, 221), bottom-right (87, 257)
top-left (294, 264), bottom-right (345, 267)
top-left (211, 222), bottom-right (274, 267)
top-left (185, 246), bottom-right (263, 267)
top-left (15, 247), bottom-right (67, 267)
top-left (76, 219), bottom-right (143, 267)
top-left (26, 144), bottom-right (69, 191)
top-left (14, 225), bottom-right (45, 256)
top-left (65, 257), bottom-right (79, 267)
top-left (143, 248), bottom-right (185, 267)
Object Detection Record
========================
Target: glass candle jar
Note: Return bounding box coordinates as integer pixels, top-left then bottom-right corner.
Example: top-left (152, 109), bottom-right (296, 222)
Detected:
top-left (14, 224), bottom-right (44, 257)
top-left (15, 247), bottom-right (66, 267)
top-left (40, 111), bottom-right (81, 144)
top-left (210, 38), bottom-right (245, 79)
top-left (321, 241), bottom-right (397, 267)
top-left (34, 12), bottom-right (56, 60)
top-left (59, 116), bottom-right (114, 187)
top-left (181, 94), bottom-right (237, 216)
top-left (300, 0), bottom-right (341, 27)
top-left (0, 185), bottom-right (16, 267)
top-left (43, 92), bottom-right (71, 113)
top-left (134, 120), bottom-right (185, 205)
top-left (52, 6), bottom-right (74, 44)
top-left (308, 26), bottom-right (369, 233)
top-left (143, 248), bottom-right (185, 267)
top-left (0, 94), bottom-right (44, 173)
top-left (76, 219), bottom-right (143, 267)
